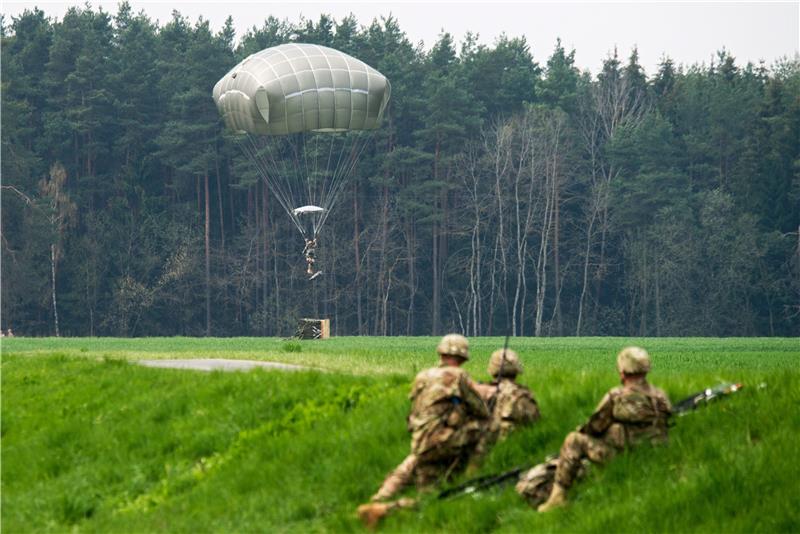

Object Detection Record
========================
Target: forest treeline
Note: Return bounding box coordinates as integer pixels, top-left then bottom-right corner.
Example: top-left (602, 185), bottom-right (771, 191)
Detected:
top-left (2, 5), bottom-right (799, 337)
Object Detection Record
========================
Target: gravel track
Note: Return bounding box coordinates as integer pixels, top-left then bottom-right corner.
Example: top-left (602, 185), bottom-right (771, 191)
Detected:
top-left (136, 358), bottom-right (312, 372)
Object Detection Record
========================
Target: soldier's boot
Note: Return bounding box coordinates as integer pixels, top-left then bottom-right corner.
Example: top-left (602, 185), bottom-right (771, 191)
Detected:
top-left (537, 482), bottom-right (567, 512)
top-left (357, 498), bottom-right (416, 530)
top-left (357, 502), bottom-right (391, 530)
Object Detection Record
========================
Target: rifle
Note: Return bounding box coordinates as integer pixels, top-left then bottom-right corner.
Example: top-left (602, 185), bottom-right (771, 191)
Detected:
top-left (438, 465), bottom-right (527, 500)
top-left (672, 382), bottom-right (743, 416)
top-left (437, 382), bottom-right (744, 500)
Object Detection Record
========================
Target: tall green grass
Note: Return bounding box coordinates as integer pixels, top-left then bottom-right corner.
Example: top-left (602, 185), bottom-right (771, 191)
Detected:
top-left (2, 338), bottom-right (798, 532)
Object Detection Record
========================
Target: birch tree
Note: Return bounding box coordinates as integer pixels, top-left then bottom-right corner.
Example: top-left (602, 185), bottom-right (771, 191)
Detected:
top-left (38, 163), bottom-right (76, 336)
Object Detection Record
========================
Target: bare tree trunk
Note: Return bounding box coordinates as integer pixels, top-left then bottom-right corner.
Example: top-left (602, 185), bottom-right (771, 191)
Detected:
top-left (50, 244), bottom-right (60, 337)
top-left (253, 184), bottom-right (260, 330)
top-left (592, 180), bottom-right (612, 328)
top-left (492, 125), bottom-right (511, 335)
top-left (512, 150), bottom-right (522, 336)
top-left (534, 144), bottom-right (557, 337)
top-left (86, 271), bottom-right (94, 337)
top-left (378, 184), bottom-right (389, 335)
top-left (263, 183), bottom-right (271, 334)
top-left (488, 239), bottom-right (498, 335)
top-left (432, 139), bottom-right (442, 335)
top-left (272, 226), bottom-right (280, 336)
top-left (215, 155), bottom-right (225, 254)
top-left (204, 171), bottom-right (211, 336)
top-left (655, 260), bottom-right (661, 336)
top-left (196, 175), bottom-right (202, 214)
top-left (405, 222), bottom-right (417, 335)
top-left (517, 116), bottom-right (539, 338)
top-left (440, 168), bottom-right (450, 330)
top-left (463, 146), bottom-right (482, 336)
top-left (576, 205), bottom-right (597, 336)
top-left (432, 222), bottom-right (439, 334)
top-left (228, 161), bottom-right (236, 240)
top-left (552, 169), bottom-right (562, 335)
top-left (641, 241), bottom-right (648, 336)
top-left (353, 183), bottom-right (363, 335)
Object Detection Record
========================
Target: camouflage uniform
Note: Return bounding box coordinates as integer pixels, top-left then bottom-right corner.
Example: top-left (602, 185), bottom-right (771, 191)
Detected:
top-left (475, 349), bottom-right (539, 457)
top-left (371, 364), bottom-right (489, 501)
top-left (555, 378), bottom-right (672, 488)
top-left (535, 347), bottom-right (672, 512)
top-left (487, 379), bottom-right (540, 440)
top-left (473, 378), bottom-right (540, 462)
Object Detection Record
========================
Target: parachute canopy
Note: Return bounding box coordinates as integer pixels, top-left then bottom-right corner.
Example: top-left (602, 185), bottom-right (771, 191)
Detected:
top-left (213, 43), bottom-right (390, 240)
top-left (213, 43), bottom-right (391, 136)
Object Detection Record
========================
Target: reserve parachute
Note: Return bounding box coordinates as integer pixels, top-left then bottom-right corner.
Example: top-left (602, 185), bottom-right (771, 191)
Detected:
top-left (213, 43), bottom-right (391, 277)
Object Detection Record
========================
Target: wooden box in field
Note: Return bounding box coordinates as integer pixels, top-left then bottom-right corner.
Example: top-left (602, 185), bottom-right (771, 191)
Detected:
top-left (297, 318), bottom-right (330, 339)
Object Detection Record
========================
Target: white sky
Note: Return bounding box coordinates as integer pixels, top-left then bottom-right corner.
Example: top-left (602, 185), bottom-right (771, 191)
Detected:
top-left (3, 1), bottom-right (798, 75)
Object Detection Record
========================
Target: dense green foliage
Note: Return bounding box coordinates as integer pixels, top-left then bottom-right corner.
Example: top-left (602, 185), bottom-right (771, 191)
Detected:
top-left (2, 338), bottom-right (799, 532)
top-left (2, 6), bottom-right (799, 337)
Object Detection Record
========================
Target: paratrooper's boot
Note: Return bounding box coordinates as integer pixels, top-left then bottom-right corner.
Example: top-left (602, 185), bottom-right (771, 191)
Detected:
top-left (357, 502), bottom-right (391, 530)
top-left (537, 482), bottom-right (567, 512)
top-left (357, 498), bottom-right (416, 530)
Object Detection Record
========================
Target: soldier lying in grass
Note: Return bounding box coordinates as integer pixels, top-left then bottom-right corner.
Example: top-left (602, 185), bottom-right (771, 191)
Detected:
top-left (535, 346), bottom-right (672, 512)
top-left (471, 348), bottom-right (540, 470)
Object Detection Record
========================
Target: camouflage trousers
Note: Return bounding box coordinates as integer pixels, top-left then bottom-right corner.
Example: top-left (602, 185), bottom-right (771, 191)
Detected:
top-left (555, 431), bottom-right (616, 488)
top-left (371, 448), bottom-right (473, 502)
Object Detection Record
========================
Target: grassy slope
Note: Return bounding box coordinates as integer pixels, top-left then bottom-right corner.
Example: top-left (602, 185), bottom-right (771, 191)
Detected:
top-left (1, 337), bottom-right (798, 532)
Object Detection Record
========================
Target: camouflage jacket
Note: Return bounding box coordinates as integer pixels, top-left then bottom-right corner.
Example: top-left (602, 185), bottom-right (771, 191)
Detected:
top-left (580, 379), bottom-right (672, 448)
top-left (483, 379), bottom-right (540, 440)
top-left (407, 365), bottom-right (489, 457)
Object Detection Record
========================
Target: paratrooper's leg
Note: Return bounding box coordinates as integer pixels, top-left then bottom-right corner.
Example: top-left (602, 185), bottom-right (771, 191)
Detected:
top-left (538, 431), bottom-right (614, 512)
top-left (370, 454), bottom-right (418, 502)
top-left (359, 454), bottom-right (419, 529)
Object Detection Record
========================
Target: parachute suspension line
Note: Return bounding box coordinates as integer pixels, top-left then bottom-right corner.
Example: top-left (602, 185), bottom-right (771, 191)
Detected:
top-left (315, 132), bottom-right (350, 233)
top-left (318, 132), bottom-right (374, 231)
top-left (261, 134), bottom-right (309, 235)
top-left (282, 138), bottom-right (305, 213)
top-left (314, 133), bottom-right (341, 237)
top-left (237, 130), bottom-right (374, 238)
top-left (249, 135), bottom-right (304, 234)
top-left (316, 133), bottom-right (338, 237)
top-left (237, 135), bottom-right (305, 236)
top-left (301, 135), bottom-right (321, 238)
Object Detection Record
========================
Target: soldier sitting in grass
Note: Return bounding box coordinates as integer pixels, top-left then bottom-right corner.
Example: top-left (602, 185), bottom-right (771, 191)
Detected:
top-left (357, 334), bottom-right (489, 528)
top-left (471, 348), bottom-right (540, 467)
top-left (537, 346), bottom-right (672, 512)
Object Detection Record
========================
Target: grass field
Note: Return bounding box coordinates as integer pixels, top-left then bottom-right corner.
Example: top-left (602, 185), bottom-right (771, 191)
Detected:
top-left (2, 337), bottom-right (799, 532)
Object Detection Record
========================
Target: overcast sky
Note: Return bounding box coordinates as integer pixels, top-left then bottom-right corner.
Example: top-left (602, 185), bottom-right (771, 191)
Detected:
top-left (3, 1), bottom-right (798, 75)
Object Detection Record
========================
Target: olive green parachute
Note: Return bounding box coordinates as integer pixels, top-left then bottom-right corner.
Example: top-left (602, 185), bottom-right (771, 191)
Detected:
top-left (213, 43), bottom-right (391, 136)
top-left (212, 44), bottom-right (391, 241)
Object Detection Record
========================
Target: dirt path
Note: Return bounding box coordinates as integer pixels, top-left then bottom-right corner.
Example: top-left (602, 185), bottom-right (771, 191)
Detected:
top-left (136, 358), bottom-right (312, 372)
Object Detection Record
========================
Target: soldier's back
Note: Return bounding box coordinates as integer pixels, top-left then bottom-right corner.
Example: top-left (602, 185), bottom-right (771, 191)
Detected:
top-left (408, 366), bottom-right (484, 458)
top-left (492, 380), bottom-right (539, 438)
top-left (607, 381), bottom-right (671, 446)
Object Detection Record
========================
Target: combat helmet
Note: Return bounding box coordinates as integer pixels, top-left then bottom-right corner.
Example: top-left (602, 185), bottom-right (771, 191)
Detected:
top-left (488, 348), bottom-right (523, 378)
top-left (616, 346), bottom-right (651, 374)
top-left (436, 333), bottom-right (469, 360)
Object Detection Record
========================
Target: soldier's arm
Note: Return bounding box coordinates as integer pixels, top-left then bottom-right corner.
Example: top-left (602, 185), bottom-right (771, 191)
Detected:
top-left (472, 382), bottom-right (496, 403)
top-left (658, 388), bottom-right (673, 417)
top-left (578, 392), bottom-right (614, 436)
top-left (461, 375), bottom-right (490, 419)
